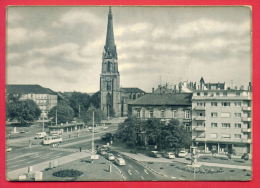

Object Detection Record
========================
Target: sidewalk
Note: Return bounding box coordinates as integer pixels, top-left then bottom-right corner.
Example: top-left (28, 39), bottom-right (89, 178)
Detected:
top-left (6, 150), bottom-right (91, 180)
top-left (120, 151), bottom-right (251, 170)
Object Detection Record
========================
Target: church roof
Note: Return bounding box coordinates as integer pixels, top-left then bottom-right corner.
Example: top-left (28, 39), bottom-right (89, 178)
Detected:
top-left (104, 7), bottom-right (117, 58)
top-left (129, 93), bottom-right (192, 106)
top-left (120, 87), bottom-right (146, 93)
top-left (6, 84), bottom-right (56, 95)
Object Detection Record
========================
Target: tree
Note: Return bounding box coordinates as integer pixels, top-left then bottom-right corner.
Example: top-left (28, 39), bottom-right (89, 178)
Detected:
top-left (6, 99), bottom-right (41, 125)
top-left (164, 119), bottom-right (192, 152)
top-left (82, 104), bottom-right (105, 124)
top-left (89, 91), bottom-right (100, 109)
top-left (67, 92), bottom-right (91, 118)
top-left (48, 101), bottom-right (75, 124)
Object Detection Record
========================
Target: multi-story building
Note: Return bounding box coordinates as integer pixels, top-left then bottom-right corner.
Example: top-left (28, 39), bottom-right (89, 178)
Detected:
top-left (128, 93), bottom-right (192, 130)
top-left (6, 84), bottom-right (58, 118)
top-left (192, 87), bottom-right (252, 155)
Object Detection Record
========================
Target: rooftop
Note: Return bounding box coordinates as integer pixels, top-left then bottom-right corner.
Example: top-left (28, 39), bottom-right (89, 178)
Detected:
top-left (129, 93), bottom-right (192, 106)
top-left (120, 87), bottom-right (146, 93)
top-left (6, 84), bottom-right (56, 95)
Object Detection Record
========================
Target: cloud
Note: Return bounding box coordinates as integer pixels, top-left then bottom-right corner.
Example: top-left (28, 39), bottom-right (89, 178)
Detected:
top-left (52, 10), bottom-right (102, 27)
top-left (8, 27), bottom-right (47, 45)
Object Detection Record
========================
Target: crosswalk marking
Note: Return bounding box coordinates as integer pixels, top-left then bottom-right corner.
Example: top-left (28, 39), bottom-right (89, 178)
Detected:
top-left (144, 169), bottom-right (149, 174)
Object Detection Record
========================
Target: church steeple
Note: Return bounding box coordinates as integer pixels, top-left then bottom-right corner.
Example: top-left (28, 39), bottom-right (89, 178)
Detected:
top-left (104, 7), bottom-right (117, 59)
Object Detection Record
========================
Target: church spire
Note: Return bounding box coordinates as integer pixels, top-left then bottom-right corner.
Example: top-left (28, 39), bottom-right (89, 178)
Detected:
top-left (104, 7), bottom-right (117, 59)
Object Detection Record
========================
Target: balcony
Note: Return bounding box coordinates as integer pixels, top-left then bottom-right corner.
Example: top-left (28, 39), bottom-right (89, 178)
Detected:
top-left (193, 116), bottom-right (206, 121)
top-left (242, 139), bottom-right (252, 143)
top-left (241, 128), bottom-right (251, 133)
top-left (193, 126), bottom-right (206, 131)
top-left (242, 106), bottom-right (252, 111)
top-left (242, 117), bottom-right (252, 122)
top-left (193, 106), bottom-right (206, 111)
top-left (193, 137), bottom-right (206, 142)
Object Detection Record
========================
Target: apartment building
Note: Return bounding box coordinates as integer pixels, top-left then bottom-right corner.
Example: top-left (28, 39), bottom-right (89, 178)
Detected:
top-left (6, 84), bottom-right (58, 118)
top-left (192, 88), bottom-right (252, 155)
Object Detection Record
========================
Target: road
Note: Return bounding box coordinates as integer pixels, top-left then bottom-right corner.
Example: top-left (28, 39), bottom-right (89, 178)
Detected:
top-left (6, 123), bottom-right (165, 181)
top-left (110, 151), bottom-right (164, 181)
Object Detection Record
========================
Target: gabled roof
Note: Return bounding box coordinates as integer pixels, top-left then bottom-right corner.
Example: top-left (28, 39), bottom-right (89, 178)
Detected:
top-left (6, 84), bottom-right (56, 95)
top-left (129, 93), bottom-right (192, 106)
top-left (120, 87), bottom-right (146, 93)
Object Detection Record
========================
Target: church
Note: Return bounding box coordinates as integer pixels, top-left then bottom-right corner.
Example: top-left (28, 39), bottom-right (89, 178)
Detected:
top-left (100, 8), bottom-right (145, 118)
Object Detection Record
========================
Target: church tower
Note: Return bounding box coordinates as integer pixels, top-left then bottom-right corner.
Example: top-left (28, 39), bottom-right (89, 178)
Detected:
top-left (100, 7), bottom-right (120, 118)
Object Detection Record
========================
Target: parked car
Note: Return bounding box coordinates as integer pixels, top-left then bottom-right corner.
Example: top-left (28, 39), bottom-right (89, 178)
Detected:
top-left (163, 152), bottom-right (175, 159)
top-left (34, 132), bottom-right (47, 139)
top-left (177, 150), bottom-right (188, 158)
top-left (114, 157), bottom-right (126, 166)
top-left (6, 147), bottom-right (12, 152)
top-left (148, 151), bottom-right (160, 158)
top-left (105, 153), bottom-right (115, 161)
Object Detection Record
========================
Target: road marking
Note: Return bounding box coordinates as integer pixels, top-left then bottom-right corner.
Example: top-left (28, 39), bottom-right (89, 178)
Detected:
top-left (144, 169), bottom-right (149, 175)
top-left (127, 169), bottom-right (132, 176)
top-left (135, 170), bottom-right (139, 174)
top-left (128, 164), bottom-right (133, 168)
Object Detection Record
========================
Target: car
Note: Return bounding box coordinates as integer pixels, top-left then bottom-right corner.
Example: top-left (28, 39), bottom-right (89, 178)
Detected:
top-left (6, 147), bottom-right (12, 152)
top-left (163, 152), bottom-right (175, 159)
top-left (178, 150), bottom-right (188, 158)
top-left (105, 153), bottom-right (115, 161)
top-left (114, 157), bottom-right (126, 166)
top-left (148, 151), bottom-right (160, 158)
top-left (35, 132), bottom-right (47, 139)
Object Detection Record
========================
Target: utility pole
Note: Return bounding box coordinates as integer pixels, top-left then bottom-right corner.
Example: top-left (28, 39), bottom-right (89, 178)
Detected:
top-left (55, 109), bottom-right (57, 125)
top-left (42, 116), bottom-right (45, 132)
top-left (92, 111), bottom-right (95, 154)
top-left (78, 105), bottom-right (81, 119)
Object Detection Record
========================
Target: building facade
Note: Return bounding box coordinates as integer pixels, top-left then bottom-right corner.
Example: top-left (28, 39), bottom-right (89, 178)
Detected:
top-left (100, 8), bottom-right (145, 118)
top-left (128, 93), bottom-right (192, 130)
top-left (192, 88), bottom-right (252, 155)
top-left (6, 84), bottom-right (58, 118)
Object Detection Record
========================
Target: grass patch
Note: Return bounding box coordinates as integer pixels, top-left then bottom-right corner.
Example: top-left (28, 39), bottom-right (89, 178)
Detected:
top-left (52, 169), bottom-right (83, 178)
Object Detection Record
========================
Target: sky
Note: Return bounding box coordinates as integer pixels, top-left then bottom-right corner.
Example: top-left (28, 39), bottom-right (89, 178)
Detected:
top-left (6, 6), bottom-right (251, 93)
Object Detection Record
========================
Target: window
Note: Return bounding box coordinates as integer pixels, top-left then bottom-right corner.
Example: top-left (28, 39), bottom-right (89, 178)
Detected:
top-left (211, 102), bottom-right (218, 106)
top-left (161, 110), bottom-right (165, 118)
top-left (223, 92), bottom-right (228, 96)
top-left (216, 92), bottom-right (220, 96)
top-left (211, 123), bottom-right (218, 128)
top-left (222, 102), bottom-right (230, 106)
top-left (185, 110), bottom-right (191, 119)
top-left (136, 110), bottom-right (140, 118)
top-left (234, 134), bottom-right (241, 139)
top-left (172, 110), bottom-right (176, 118)
top-left (236, 91), bottom-right (240, 96)
top-left (211, 112), bottom-right (218, 117)
top-left (149, 110), bottom-right (154, 118)
top-left (222, 134), bottom-right (231, 138)
top-left (210, 133), bottom-right (218, 138)
top-left (197, 122), bottom-right (205, 126)
top-left (235, 123), bottom-right (241, 128)
top-left (234, 113), bottom-right (241, 117)
top-left (222, 123), bottom-right (231, 128)
top-left (197, 102), bottom-right (205, 106)
top-left (185, 123), bottom-right (191, 131)
top-left (221, 112), bottom-right (231, 118)
top-left (204, 92), bottom-right (208, 96)
top-left (197, 92), bottom-right (201, 96)
top-left (142, 109), bottom-right (145, 118)
top-left (234, 102), bottom-right (241, 106)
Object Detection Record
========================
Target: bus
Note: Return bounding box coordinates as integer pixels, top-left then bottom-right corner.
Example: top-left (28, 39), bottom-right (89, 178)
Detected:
top-left (43, 135), bottom-right (62, 145)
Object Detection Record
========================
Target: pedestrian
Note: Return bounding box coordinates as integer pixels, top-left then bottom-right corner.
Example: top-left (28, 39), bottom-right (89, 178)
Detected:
top-left (79, 147), bottom-right (82, 152)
